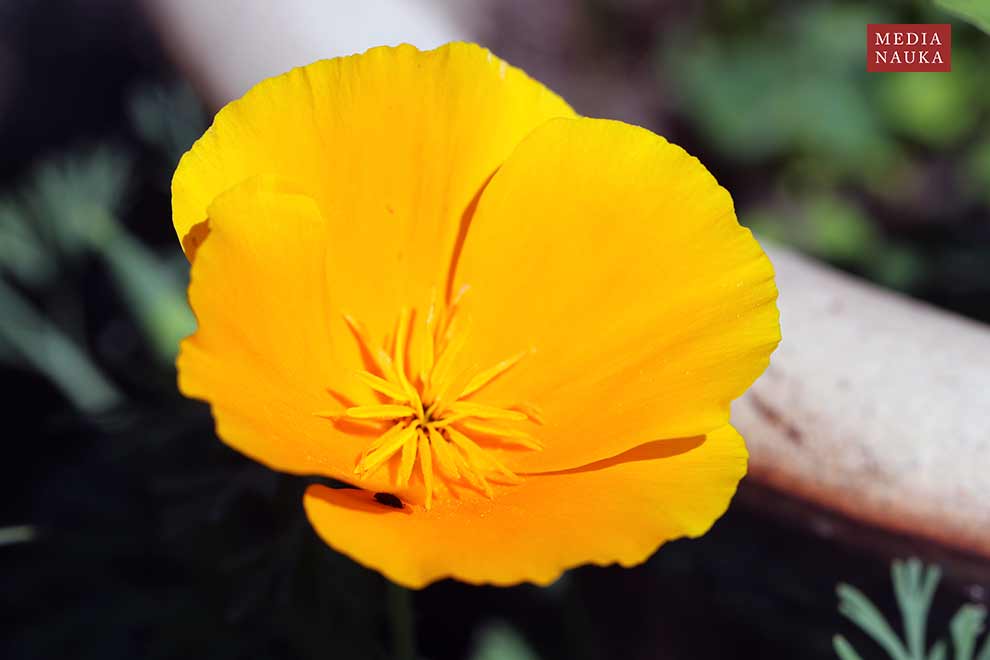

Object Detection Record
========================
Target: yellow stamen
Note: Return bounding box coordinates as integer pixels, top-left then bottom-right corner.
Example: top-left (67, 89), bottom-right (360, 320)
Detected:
top-left (354, 371), bottom-right (411, 402)
top-left (510, 402), bottom-right (546, 425)
top-left (345, 404), bottom-right (416, 420)
top-left (392, 308), bottom-right (423, 412)
top-left (342, 314), bottom-right (392, 376)
top-left (447, 283), bottom-right (471, 321)
top-left (418, 432), bottom-right (434, 510)
top-left (436, 283), bottom-right (470, 353)
top-left (397, 430), bottom-right (418, 487)
top-left (451, 446), bottom-right (493, 497)
top-left (440, 401), bottom-right (528, 423)
top-left (325, 290), bottom-right (543, 506)
top-left (457, 421), bottom-right (544, 450)
top-left (360, 421), bottom-right (409, 462)
top-left (447, 427), bottom-right (521, 484)
top-left (426, 314), bottom-right (471, 412)
top-left (419, 288), bottom-right (438, 387)
top-left (358, 423), bottom-right (418, 476)
top-left (428, 427), bottom-right (460, 479)
top-left (459, 349), bottom-right (530, 399)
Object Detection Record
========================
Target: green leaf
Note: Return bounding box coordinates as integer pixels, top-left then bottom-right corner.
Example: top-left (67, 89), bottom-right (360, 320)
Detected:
top-left (836, 560), bottom-right (990, 660)
top-left (13, 148), bottom-right (194, 362)
top-left (0, 200), bottom-right (52, 285)
top-left (26, 148), bottom-right (130, 254)
top-left (100, 232), bottom-right (195, 362)
top-left (936, 0), bottom-right (990, 34)
top-left (0, 278), bottom-right (121, 412)
top-left (927, 640), bottom-right (947, 660)
top-left (471, 622), bottom-right (541, 660)
top-left (951, 605), bottom-right (987, 660)
top-left (834, 635), bottom-right (866, 660)
top-left (892, 558), bottom-right (941, 660)
top-left (837, 583), bottom-right (911, 660)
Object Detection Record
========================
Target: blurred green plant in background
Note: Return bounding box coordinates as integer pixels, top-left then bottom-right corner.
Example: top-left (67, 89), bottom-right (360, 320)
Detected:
top-left (937, 0), bottom-right (990, 34)
top-left (471, 622), bottom-right (542, 660)
top-left (657, 1), bottom-right (990, 318)
top-left (0, 86), bottom-right (199, 412)
top-left (835, 558), bottom-right (990, 660)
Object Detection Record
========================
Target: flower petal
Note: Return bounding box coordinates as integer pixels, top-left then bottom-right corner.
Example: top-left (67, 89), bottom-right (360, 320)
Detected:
top-left (452, 118), bottom-right (780, 472)
top-left (303, 425), bottom-right (747, 589)
top-left (178, 180), bottom-right (394, 491)
top-left (173, 42), bottom-right (574, 329)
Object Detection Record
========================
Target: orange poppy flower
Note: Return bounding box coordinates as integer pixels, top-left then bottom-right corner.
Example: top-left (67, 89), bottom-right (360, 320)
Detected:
top-left (174, 42), bottom-right (780, 588)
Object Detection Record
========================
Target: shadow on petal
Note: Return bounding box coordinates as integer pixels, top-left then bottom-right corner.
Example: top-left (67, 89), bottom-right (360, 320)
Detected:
top-left (524, 435), bottom-right (706, 476)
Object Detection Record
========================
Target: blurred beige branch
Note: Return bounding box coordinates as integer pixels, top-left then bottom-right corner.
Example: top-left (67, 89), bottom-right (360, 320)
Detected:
top-left (735, 245), bottom-right (990, 558)
top-left (142, 0), bottom-right (990, 560)
top-left (142, 0), bottom-right (473, 108)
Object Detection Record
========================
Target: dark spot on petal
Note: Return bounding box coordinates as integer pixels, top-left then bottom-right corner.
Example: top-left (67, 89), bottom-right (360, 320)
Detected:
top-left (374, 492), bottom-right (404, 509)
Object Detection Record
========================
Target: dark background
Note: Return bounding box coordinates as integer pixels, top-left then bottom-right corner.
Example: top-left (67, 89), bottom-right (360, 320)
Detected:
top-left (2, 1), bottom-right (988, 658)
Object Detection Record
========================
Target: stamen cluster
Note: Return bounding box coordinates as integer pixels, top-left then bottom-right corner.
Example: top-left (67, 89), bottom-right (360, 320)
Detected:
top-left (319, 289), bottom-right (542, 509)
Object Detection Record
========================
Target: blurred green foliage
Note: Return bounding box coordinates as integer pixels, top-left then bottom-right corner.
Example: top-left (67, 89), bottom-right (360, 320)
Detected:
top-left (937, 0), bottom-right (990, 34)
top-left (0, 87), bottom-right (199, 411)
top-left (657, 1), bottom-right (990, 319)
top-left (128, 83), bottom-right (208, 172)
top-left (834, 558), bottom-right (990, 660)
top-left (663, 5), bottom-right (900, 178)
top-left (471, 622), bottom-right (542, 660)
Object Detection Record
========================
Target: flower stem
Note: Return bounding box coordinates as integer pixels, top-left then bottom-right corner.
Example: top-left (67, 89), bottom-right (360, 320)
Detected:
top-left (387, 581), bottom-right (415, 660)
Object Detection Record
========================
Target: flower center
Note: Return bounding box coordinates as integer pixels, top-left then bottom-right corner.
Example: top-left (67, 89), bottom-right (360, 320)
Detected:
top-left (321, 287), bottom-right (542, 509)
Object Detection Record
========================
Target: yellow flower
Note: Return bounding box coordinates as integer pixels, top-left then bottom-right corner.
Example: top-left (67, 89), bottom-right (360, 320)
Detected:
top-left (174, 43), bottom-right (780, 589)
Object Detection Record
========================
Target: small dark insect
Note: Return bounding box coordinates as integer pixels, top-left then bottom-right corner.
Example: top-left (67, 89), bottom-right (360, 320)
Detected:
top-left (373, 492), bottom-right (404, 509)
